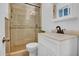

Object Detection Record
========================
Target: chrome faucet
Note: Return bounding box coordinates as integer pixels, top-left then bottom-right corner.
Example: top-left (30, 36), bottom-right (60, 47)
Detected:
top-left (56, 26), bottom-right (64, 34)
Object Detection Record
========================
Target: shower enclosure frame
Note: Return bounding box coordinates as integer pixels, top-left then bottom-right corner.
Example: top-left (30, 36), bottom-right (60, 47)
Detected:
top-left (5, 3), bottom-right (41, 56)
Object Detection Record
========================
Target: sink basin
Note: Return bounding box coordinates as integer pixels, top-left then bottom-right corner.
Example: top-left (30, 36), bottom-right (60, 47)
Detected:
top-left (39, 32), bottom-right (77, 41)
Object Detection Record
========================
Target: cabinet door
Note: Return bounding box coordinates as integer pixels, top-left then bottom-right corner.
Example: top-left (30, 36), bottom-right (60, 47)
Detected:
top-left (38, 43), bottom-right (56, 56)
top-left (38, 35), bottom-right (56, 56)
top-left (61, 37), bottom-right (77, 56)
top-left (38, 43), bottom-right (48, 56)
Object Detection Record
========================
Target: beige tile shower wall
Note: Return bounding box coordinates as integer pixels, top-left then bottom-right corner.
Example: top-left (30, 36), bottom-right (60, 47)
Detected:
top-left (11, 29), bottom-right (36, 46)
top-left (11, 28), bottom-right (36, 52)
top-left (11, 4), bottom-right (36, 27)
top-left (10, 3), bottom-right (41, 52)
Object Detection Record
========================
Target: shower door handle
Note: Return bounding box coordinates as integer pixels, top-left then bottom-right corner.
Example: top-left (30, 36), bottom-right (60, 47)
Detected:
top-left (2, 37), bottom-right (10, 43)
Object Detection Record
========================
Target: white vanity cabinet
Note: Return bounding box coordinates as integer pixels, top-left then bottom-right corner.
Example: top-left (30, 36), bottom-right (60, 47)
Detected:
top-left (38, 33), bottom-right (77, 56)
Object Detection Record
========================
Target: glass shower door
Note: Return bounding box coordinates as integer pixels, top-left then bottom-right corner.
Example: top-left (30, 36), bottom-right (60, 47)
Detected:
top-left (10, 3), bottom-right (40, 53)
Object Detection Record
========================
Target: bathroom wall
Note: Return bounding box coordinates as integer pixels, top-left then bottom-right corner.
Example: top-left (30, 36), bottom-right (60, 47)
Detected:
top-left (0, 3), bottom-right (9, 55)
top-left (0, 3), bottom-right (9, 34)
top-left (41, 3), bottom-right (79, 32)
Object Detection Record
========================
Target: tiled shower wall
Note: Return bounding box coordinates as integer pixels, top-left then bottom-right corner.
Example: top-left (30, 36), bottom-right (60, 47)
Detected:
top-left (10, 4), bottom-right (40, 52)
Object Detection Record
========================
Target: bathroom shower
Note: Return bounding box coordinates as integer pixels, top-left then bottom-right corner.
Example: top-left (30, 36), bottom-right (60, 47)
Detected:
top-left (5, 3), bottom-right (41, 56)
